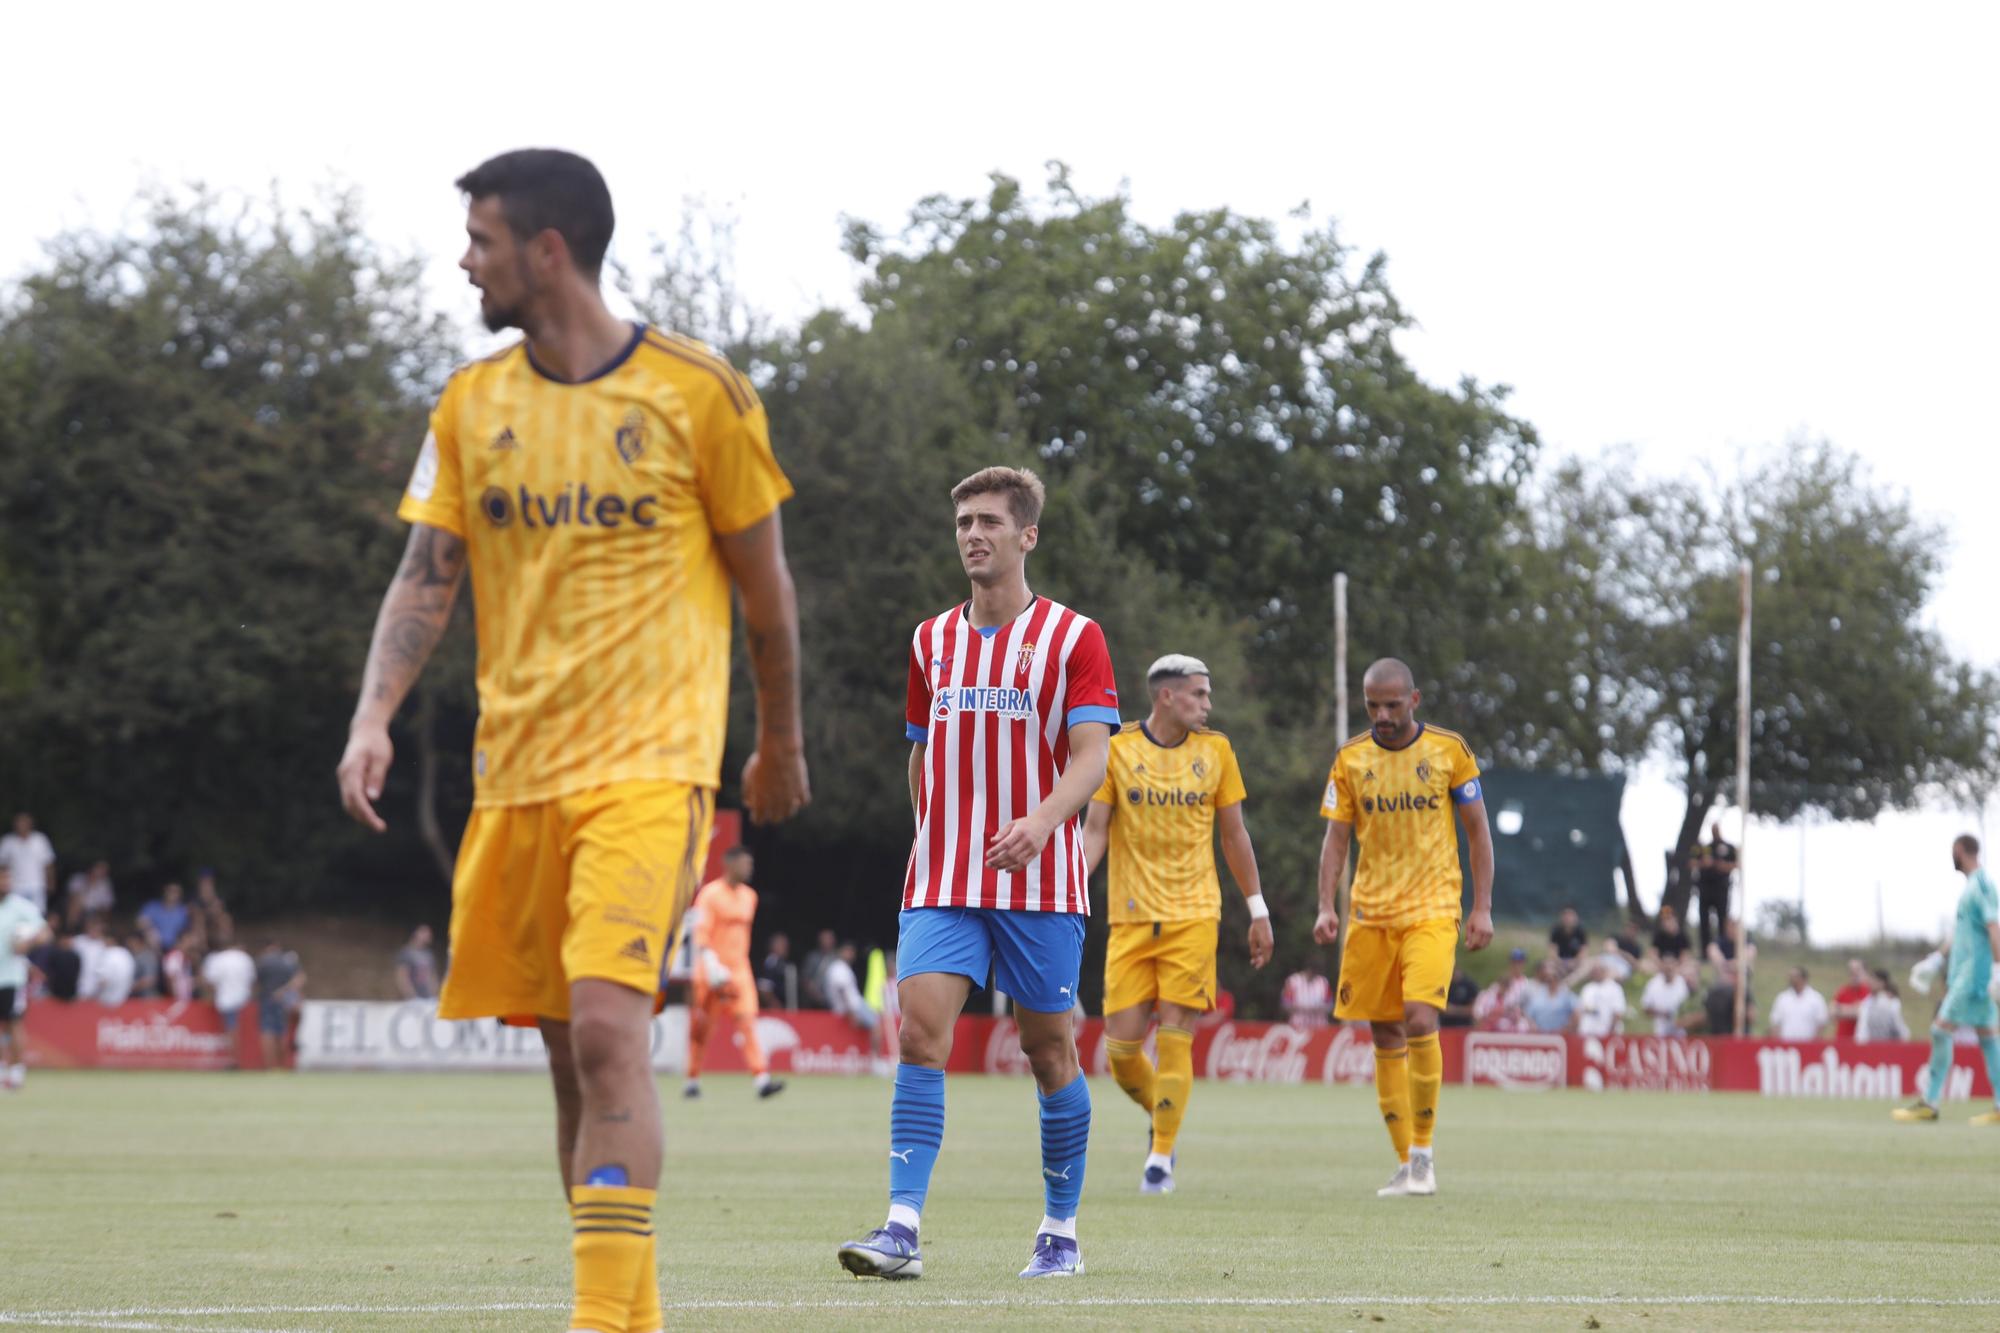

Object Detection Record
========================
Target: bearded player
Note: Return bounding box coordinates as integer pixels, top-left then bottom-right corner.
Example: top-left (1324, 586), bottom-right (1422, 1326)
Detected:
top-left (1313, 657), bottom-right (1493, 1198)
top-left (1083, 654), bottom-right (1273, 1195)
top-left (1892, 834), bottom-right (2000, 1124)
top-left (837, 466), bottom-right (1116, 1280)
top-left (336, 149), bottom-right (809, 1333)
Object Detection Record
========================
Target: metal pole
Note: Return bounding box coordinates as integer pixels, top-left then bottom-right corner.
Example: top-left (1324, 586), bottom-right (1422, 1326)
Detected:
top-left (1732, 558), bottom-right (1752, 1037)
top-left (1332, 573), bottom-right (1352, 982)
top-left (1334, 573), bottom-right (1349, 743)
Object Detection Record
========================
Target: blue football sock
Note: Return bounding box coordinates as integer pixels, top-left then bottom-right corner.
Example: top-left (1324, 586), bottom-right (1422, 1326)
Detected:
top-left (1926, 1026), bottom-right (1954, 1105)
top-left (887, 1063), bottom-right (946, 1218)
top-left (1979, 1033), bottom-right (2000, 1107)
top-left (1038, 1073), bottom-right (1091, 1223)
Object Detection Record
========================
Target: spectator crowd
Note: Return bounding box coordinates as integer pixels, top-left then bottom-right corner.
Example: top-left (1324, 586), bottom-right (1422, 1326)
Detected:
top-left (0, 810), bottom-right (307, 1067)
top-left (1464, 900), bottom-right (1918, 1044)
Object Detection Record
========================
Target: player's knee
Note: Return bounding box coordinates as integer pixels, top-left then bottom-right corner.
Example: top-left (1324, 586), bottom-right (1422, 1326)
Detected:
top-left (1370, 1020), bottom-right (1407, 1051)
top-left (897, 1015), bottom-right (952, 1067)
top-left (1403, 1004), bottom-right (1441, 1036)
top-left (1019, 1029), bottom-right (1078, 1086)
top-left (567, 1006), bottom-right (648, 1085)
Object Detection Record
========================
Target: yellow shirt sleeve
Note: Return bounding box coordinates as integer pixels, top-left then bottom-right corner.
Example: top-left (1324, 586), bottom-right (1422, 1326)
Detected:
top-left (695, 382), bottom-right (794, 536)
top-left (1215, 738), bottom-right (1247, 808)
top-left (1092, 744), bottom-right (1118, 806)
top-left (1450, 737), bottom-right (1483, 795)
top-left (1321, 754), bottom-right (1356, 822)
top-left (395, 376), bottom-right (467, 538)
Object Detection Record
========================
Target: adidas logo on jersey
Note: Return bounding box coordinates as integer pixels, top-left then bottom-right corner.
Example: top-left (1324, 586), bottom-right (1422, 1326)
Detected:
top-left (618, 936), bottom-right (651, 964)
top-left (491, 426), bottom-right (519, 450)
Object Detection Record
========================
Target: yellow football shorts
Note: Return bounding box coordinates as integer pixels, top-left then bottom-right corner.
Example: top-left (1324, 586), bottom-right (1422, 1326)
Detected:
top-left (1104, 919), bottom-right (1220, 1015)
top-left (437, 780), bottom-right (715, 1024)
top-left (1335, 917), bottom-right (1459, 1022)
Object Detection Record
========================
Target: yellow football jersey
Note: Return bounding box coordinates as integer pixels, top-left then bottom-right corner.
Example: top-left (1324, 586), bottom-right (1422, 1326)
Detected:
top-left (1093, 723), bottom-right (1247, 923)
top-left (1319, 724), bottom-right (1482, 930)
top-left (396, 325), bottom-right (792, 806)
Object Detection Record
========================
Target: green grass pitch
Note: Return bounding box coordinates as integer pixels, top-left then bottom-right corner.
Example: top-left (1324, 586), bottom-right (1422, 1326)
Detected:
top-left (1, 1071), bottom-right (1993, 1330)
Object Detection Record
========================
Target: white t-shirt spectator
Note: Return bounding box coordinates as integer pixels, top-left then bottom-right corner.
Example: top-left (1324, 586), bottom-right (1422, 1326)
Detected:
top-left (201, 947), bottom-right (256, 1014)
top-left (1769, 985), bottom-right (1829, 1041)
top-left (822, 957), bottom-right (866, 1019)
top-left (0, 831), bottom-right (56, 914)
top-left (1575, 977), bottom-right (1628, 1037)
top-left (94, 945), bottom-right (136, 1006)
top-left (1282, 970), bottom-right (1332, 1029)
top-left (1640, 971), bottom-right (1691, 1036)
top-left (72, 934), bottom-right (110, 1000)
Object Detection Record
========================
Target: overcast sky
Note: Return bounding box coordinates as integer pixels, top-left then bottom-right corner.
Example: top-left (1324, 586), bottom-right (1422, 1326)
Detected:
top-left (11, 1), bottom-right (1996, 941)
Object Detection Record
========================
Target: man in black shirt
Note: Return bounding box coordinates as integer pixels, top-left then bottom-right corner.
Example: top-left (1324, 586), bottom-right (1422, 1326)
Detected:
top-left (1691, 823), bottom-right (1738, 955)
top-left (757, 931), bottom-right (794, 1007)
top-left (1440, 967), bottom-right (1479, 1028)
top-left (1651, 903), bottom-right (1693, 966)
top-left (1549, 906), bottom-right (1587, 975)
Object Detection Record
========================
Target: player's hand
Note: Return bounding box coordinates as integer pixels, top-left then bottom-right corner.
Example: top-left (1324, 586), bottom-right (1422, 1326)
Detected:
top-left (1312, 909), bottom-right (1341, 946)
top-left (742, 741), bottom-right (810, 824)
top-left (337, 723), bottom-right (394, 833)
top-left (1247, 917), bottom-right (1274, 969)
top-left (985, 813), bottom-right (1053, 871)
top-left (1464, 908), bottom-right (1495, 952)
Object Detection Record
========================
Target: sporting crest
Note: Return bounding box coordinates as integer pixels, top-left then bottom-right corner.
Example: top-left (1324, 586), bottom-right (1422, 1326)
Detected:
top-left (1415, 758), bottom-right (1433, 783)
top-left (615, 409), bottom-right (647, 465)
top-left (1016, 642), bottom-right (1037, 677)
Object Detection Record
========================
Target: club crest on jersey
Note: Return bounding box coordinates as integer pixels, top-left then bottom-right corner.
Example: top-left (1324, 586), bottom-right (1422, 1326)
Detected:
top-left (1416, 758), bottom-right (1433, 783)
top-left (615, 409), bottom-right (647, 465)
top-left (1191, 757), bottom-right (1208, 779)
top-left (1016, 642), bottom-right (1037, 676)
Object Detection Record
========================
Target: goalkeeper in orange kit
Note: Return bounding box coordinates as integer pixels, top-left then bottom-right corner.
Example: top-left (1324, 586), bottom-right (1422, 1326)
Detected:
top-left (684, 846), bottom-right (784, 1100)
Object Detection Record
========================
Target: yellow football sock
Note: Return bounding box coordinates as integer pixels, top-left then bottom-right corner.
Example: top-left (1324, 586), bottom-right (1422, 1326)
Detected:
top-left (1408, 1031), bottom-right (1441, 1149)
top-left (569, 1184), bottom-right (655, 1333)
top-left (1151, 1025), bottom-right (1195, 1157)
top-left (626, 1230), bottom-right (660, 1333)
top-left (1107, 1036), bottom-right (1156, 1114)
top-left (1374, 1047), bottom-right (1413, 1162)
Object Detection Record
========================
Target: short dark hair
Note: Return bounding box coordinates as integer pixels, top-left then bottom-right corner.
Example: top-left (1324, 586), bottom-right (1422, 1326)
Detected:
top-left (951, 466), bottom-right (1045, 528)
top-left (456, 149), bottom-right (615, 276)
top-left (723, 846), bottom-right (752, 861)
top-left (1956, 833), bottom-right (1981, 857)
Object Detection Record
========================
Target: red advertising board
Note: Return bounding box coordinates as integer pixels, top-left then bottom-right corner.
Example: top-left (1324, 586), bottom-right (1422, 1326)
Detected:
top-left (38, 997), bottom-right (1996, 1101)
top-left (21, 998), bottom-right (270, 1070)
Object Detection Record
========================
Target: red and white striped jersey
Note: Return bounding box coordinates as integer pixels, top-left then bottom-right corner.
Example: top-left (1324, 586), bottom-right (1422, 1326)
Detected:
top-left (901, 597), bottom-right (1120, 913)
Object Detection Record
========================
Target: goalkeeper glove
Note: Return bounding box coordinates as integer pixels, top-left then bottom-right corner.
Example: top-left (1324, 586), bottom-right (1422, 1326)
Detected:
top-left (1909, 951), bottom-right (1944, 993)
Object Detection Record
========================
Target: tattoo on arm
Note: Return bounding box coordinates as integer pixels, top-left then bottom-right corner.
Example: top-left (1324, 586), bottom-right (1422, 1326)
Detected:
top-left (744, 608), bottom-right (802, 744)
top-left (595, 1109), bottom-right (634, 1125)
top-left (357, 526), bottom-right (466, 720)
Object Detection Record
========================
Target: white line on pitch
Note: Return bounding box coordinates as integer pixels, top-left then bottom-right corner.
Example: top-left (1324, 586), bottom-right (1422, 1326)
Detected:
top-left (8, 1294), bottom-right (2000, 1324)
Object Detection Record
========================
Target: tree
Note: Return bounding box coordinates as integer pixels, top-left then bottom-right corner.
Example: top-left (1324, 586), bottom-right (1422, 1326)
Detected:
top-left (841, 169), bottom-right (1544, 733)
top-left (0, 188), bottom-right (468, 909)
top-left (1533, 445), bottom-right (2000, 922)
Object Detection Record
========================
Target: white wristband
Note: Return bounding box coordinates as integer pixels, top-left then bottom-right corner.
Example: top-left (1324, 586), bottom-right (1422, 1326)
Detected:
top-left (1245, 893), bottom-right (1270, 921)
